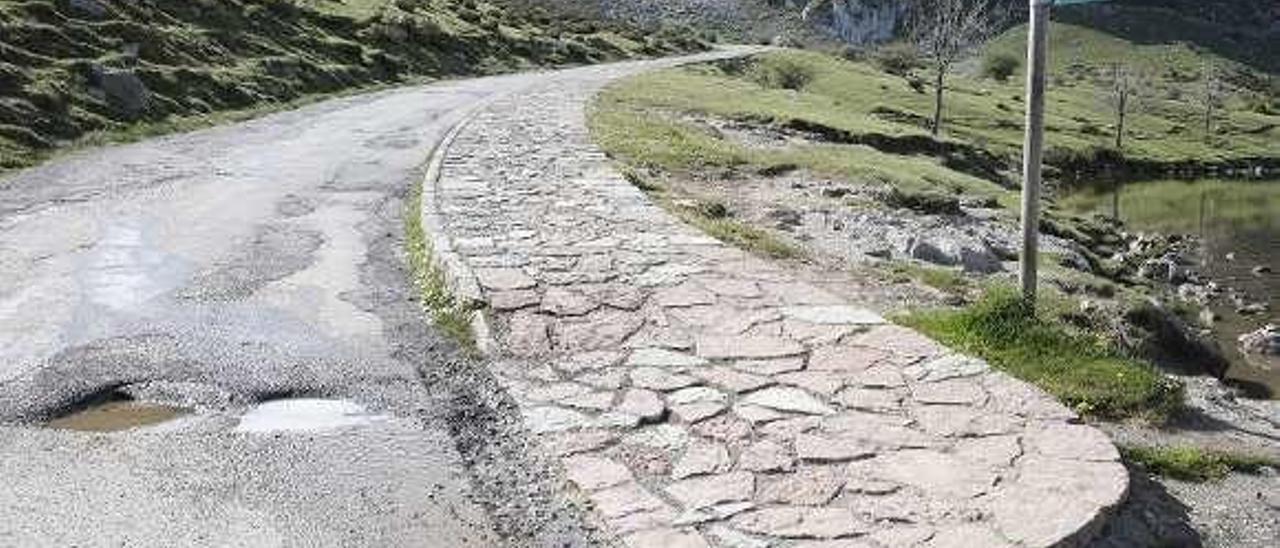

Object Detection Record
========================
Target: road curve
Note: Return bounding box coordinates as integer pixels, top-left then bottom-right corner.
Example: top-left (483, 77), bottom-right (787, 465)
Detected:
top-left (0, 52), bottom-right (738, 546)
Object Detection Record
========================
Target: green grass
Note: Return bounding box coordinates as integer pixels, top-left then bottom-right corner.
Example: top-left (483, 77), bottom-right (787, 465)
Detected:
top-left (405, 170), bottom-right (477, 352)
top-left (901, 288), bottom-right (1184, 420)
top-left (589, 55), bottom-right (1010, 201)
top-left (590, 46), bottom-right (1277, 227)
top-left (886, 263), bottom-right (971, 295)
top-left (684, 215), bottom-right (803, 260)
top-left (1121, 444), bottom-right (1280, 482)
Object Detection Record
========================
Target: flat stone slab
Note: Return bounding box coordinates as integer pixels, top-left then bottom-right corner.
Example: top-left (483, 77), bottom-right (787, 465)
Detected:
top-left (429, 51), bottom-right (1128, 548)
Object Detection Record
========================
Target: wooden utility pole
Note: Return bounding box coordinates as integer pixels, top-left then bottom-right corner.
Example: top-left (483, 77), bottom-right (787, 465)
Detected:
top-left (1019, 0), bottom-right (1052, 308)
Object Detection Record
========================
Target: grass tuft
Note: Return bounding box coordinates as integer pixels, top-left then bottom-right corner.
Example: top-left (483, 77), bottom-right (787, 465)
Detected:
top-left (1121, 444), bottom-right (1279, 482)
top-left (901, 288), bottom-right (1184, 420)
top-left (405, 173), bottom-right (477, 352)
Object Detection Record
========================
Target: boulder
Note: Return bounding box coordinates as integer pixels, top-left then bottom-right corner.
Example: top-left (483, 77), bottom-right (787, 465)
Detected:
top-left (1119, 302), bottom-right (1230, 377)
top-left (907, 236), bottom-right (1002, 274)
top-left (1239, 325), bottom-right (1279, 370)
top-left (93, 66), bottom-right (151, 118)
top-left (69, 0), bottom-right (108, 18)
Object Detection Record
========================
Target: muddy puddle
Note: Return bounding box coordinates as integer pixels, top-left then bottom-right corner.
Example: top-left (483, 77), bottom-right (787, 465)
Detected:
top-left (47, 400), bottom-right (190, 432)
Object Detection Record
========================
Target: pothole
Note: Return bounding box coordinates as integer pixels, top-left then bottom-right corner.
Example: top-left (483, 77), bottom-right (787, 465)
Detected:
top-left (46, 392), bottom-right (191, 433)
top-left (234, 398), bottom-right (390, 433)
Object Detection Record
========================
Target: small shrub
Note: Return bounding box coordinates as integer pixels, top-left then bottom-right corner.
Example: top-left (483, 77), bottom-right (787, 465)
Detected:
top-left (873, 43), bottom-right (922, 77)
top-left (1122, 445), bottom-right (1279, 482)
top-left (901, 288), bottom-right (1185, 420)
top-left (750, 56), bottom-right (814, 90)
top-left (881, 188), bottom-right (962, 216)
top-left (982, 53), bottom-right (1019, 82)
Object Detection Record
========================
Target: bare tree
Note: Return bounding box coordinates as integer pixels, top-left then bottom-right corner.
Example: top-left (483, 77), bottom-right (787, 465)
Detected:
top-left (1107, 63), bottom-right (1144, 153)
top-left (1104, 62), bottom-right (1145, 219)
top-left (1200, 61), bottom-right (1225, 141)
top-left (908, 0), bottom-right (1002, 137)
top-left (802, 0), bottom-right (1001, 136)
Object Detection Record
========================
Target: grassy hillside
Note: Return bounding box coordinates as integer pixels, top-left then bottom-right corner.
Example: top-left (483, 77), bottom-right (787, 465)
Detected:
top-left (0, 0), bottom-right (705, 171)
top-left (592, 40), bottom-right (1277, 193)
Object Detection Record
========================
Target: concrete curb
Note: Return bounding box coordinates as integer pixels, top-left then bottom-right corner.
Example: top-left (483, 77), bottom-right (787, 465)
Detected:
top-left (419, 100), bottom-right (501, 355)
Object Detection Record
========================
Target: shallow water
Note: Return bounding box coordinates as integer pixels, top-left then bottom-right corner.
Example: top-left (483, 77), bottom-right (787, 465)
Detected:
top-left (47, 401), bottom-right (189, 432)
top-left (1062, 179), bottom-right (1280, 397)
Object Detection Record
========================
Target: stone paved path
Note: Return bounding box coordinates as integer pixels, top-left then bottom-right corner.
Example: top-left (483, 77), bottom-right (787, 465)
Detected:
top-left (427, 53), bottom-right (1128, 547)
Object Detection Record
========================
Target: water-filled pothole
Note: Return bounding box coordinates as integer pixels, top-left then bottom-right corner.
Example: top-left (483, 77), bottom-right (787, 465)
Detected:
top-left (234, 398), bottom-right (389, 433)
top-left (46, 393), bottom-right (190, 433)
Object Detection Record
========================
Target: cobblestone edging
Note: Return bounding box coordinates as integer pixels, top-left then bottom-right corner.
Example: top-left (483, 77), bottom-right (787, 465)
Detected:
top-left (424, 52), bottom-right (1129, 547)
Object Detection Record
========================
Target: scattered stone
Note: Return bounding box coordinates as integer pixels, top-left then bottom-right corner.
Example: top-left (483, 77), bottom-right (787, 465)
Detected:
top-left (775, 372), bottom-right (845, 397)
top-left (490, 289), bottom-right (541, 311)
top-left (808, 345), bottom-right (886, 373)
top-left (524, 382), bottom-right (590, 403)
top-left (631, 367), bottom-right (700, 391)
top-left (623, 424), bottom-right (692, 452)
top-left (691, 414), bottom-right (754, 441)
top-left (739, 440), bottom-right (795, 472)
top-left (669, 386), bottom-right (728, 406)
top-left (656, 282), bottom-right (718, 307)
top-left (579, 369), bottom-right (627, 390)
top-left (623, 529), bottom-right (710, 548)
top-left (835, 387), bottom-right (903, 412)
top-left (705, 525), bottom-right (772, 548)
top-left (905, 354), bottom-right (989, 382)
top-left (733, 357), bottom-right (806, 376)
top-left (506, 312), bottom-right (552, 356)
top-left (850, 325), bottom-right (944, 361)
top-left (563, 454), bottom-right (633, 491)
top-left (953, 435), bottom-right (1022, 470)
top-left (523, 406), bottom-right (589, 434)
top-left (760, 468), bottom-right (846, 506)
top-left (911, 378), bottom-right (987, 405)
top-left (666, 471), bottom-right (755, 511)
top-left (629, 347), bottom-right (708, 368)
top-left (1024, 423), bottom-right (1119, 462)
top-left (543, 429), bottom-right (617, 457)
top-left (795, 433), bottom-right (875, 463)
top-left (697, 335), bottom-right (806, 360)
top-left (610, 506), bottom-right (679, 536)
top-left (693, 367), bottom-right (774, 393)
top-left (554, 310), bottom-right (645, 352)
top-left (616, 389), bottom-right (665, 421)
top-left (782, 305), bottom-right (885, 325)
top-left (846, 365), bottom-right (906, 388)
top-left (671, 442), bottom-right (732, 479)
top-left (476, 267), bottom-right (537, 291)
top-left (674, 502), bottom-right (756, 526)
top-left (734, 404), bottom-right (786, 425)
top-left (912, 405), bottom-right (1019, 438)
top-left (541, 287), bottom-right (599, 316)
top-left (743, 387), bottom-right (835, 416)
top-left (730, 507), bottom-right (867, 539)
top-left (557, 350), bottom-right (624, 374)
top-left (590, 482), bottom-right (669, 518)
top-left (559, 389), bottom-right (615, 410)
top-left (705, 279), bottom-right (763, 298)
top-left (925, 525), bottom-right (1012, 548)
top-left (672, 402), bottom-right (728, 423)
top-left (858, 450), bottom-right (997, 499)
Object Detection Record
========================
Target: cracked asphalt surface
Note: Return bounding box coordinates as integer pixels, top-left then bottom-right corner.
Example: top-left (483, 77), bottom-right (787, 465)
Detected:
top-left (0, 69), bottom-right (602, 546)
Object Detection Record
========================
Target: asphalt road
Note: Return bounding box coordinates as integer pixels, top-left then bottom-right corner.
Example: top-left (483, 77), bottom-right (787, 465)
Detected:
top-left (0, 69), bottom-right (585, 546)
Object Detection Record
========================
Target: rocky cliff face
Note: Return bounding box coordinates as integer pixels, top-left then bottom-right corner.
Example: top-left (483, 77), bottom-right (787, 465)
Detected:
top-left (806, 0), bottom-right (903, 45)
